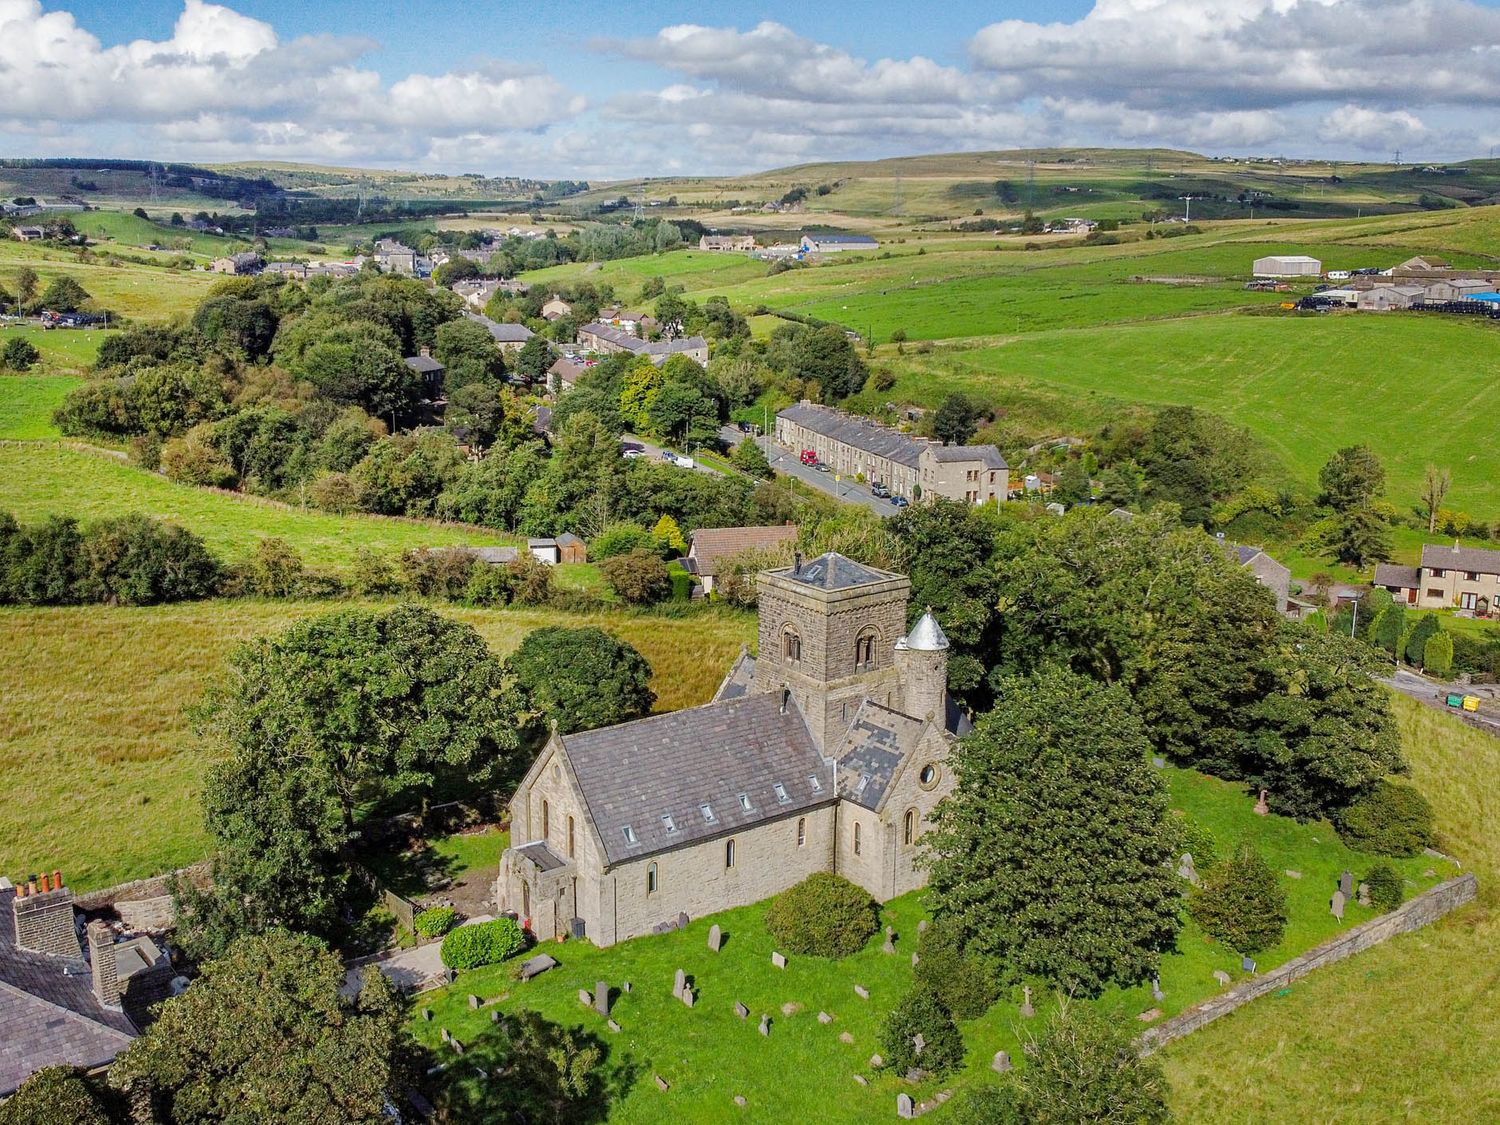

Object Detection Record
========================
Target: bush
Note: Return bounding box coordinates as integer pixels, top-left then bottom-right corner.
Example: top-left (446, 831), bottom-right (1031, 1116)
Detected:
top-left (1336, 780), bottom-right (1436, 856)
top-left (1423, 631), bottom-right (1454, 679)
top-left (1172, 813), bottom-right (1219, 872)
top-left (505, 552), bottom-right (555, 606)
top-left (601, 548), bottom-right (672, 605)
top-left (591, 521), bottom-right (656, 560)
top-left (2, 337), bottom-right (41, 372)
top-left (764, 873), bottom-right (878, 959)
top-left (399, 547), bottom-right (476, 599)
top-left (1405, 613), bottom-right (1440, 665)
top-left (912, 920), bottom-right (1002, 1020)
top-left (1011, 1000), bottom-right (1171, 1124)
top-left (440, 917), bottom-right (525, 969)
top-left (1188, 841), bottom-right (1288, 955)
top-left (414, 906), bottom-right (457, 938)
top-left (1363, 862), bottom-right (1405, 911)
top-left (878, 984), bottom-right (965, 1076)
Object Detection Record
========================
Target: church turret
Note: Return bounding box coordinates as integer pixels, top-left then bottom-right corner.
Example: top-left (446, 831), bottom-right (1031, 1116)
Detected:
top-left (895, 609), bottom-right (949, 723)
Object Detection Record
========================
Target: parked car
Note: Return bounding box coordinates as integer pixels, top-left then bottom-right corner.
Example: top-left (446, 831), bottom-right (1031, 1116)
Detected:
top-left (814, 463), bottom-right (831, 473)
top-left (890, 495), bottom-right (909, 508)
top-left (623, 449), bottom-right (644, 459)
top-left (871, 482), bottom-right (890, 498)
top-left (671, 454), bottom-right (695, 469)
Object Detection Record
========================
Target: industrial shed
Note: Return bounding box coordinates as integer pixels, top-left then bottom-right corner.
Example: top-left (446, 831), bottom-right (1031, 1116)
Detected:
top-left (1253, 255), bottom-right (1322, 278)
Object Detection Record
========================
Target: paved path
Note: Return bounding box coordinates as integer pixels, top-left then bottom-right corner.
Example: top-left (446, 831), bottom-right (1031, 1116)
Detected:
top-left (341, 915), bottom-right (494, 998)
top-left (1380, 668), bottom-right (1500, 738)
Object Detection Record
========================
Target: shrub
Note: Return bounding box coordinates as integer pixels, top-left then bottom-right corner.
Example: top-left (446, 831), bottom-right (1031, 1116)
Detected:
top-left (1336, 780), bottom-right (1436, 857)
top-left (1188, 841), bottom-right (1288, 955)
top-left (764, 873), bottom-right (878, 959)
top-left (249, 537), bottom-right (304, 597)
top-left (601, 548), bottom-right (672, 605)
top-left (400, 547), bottom-right (476, 599)
top-left (440, 917), bottom-right (525, 969)
top-left (1012, 1000), bottom-right (1171, 1124)
top-left (1363, 862), bottom-right (1405, 911)
top-left (1172, 813), bottom-right (1219, 872)
top-left (1405, 613), bottom-right (1440, 665)
top-left (1423, 631), bottom-right (1454, 679)
top-left (651, 513), bottom-right (686, 555)
top-left (505, 625), bottom-right (655, 734)
top-left (2, 337), bottom-right (41, 372)
top-left (414, 906), bottom-right (457, 938)
top-left (731, 437), bottom-right (773, 478)
top-left (505, 553), bottom-right (555, 606)
top-left (878, 984), bottom-right (965, 1076)
top-left (591, 521), bottom-right (656, 560)
top-left (913, 920), bottom-right (1002, 1020)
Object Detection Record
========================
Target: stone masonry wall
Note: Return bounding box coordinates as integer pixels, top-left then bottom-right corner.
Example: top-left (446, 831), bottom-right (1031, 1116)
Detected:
top-left (1138, 873), bottom-right (1478, 1054)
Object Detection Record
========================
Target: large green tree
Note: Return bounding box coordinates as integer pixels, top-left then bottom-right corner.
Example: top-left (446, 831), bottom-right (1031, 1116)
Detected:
top-left (111, 930), bottom-right (408, 1124)
top-left (434, 316), bottom-right (505, 391)
top-left (1318, 444), bottom-right (1385, 512)
top-left (0, 1067), bottom-right (125, 1125)
top-left (176, 605), bottom-right (521, 953)
top-left (505, 625), bottom-right (655, 736)
top-left (927, 669), bottom-right (1181, 996)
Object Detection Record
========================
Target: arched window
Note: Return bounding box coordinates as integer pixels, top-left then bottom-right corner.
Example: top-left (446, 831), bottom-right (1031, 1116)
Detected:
top-left (647, 862), bottom-right (658, 894)
top-left (853, 821), bottom-right (862, 856)
top-left (904, 809), bottom-right (916, 846)
top-left (854, 630), bottom-right (877, 668)
top-left (797, 817), bottom-right (806, 847)
top-left (542, 799), bottom-right (550, 839)
top-left (725, 839), bottom-right (736, 869)
top-left (567, 816), bottom-right (575, 858)
top-left (783, 627), bottom-right (802, 663)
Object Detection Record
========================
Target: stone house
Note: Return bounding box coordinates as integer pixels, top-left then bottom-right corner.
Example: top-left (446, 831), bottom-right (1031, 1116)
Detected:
top-left (541, 295), bottom-right (573, 320)
top-left (210, 251), bottom-right (262, 275)
top-left (685, 524), bottom-right (798, 594)
top-left (464, 311), bottom-right (535, 355)
top-left (576, 322), bottom-right (709, 366)
top-left (699, 234), bottom-right (756, 252)
top-left (1378, 543), bottom-right (1500, 613)
top-left (497, 553), bottom-right (965, 946)
top-left (1230, 544), bottom-right (1293, 616)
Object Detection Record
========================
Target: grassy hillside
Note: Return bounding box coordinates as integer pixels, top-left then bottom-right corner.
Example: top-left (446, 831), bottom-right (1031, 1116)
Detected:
top-left (0, 444), bottom-right (509, 568)
top-left (1161, 694), bottom-right (1500, 1121)
top-left (0, 325), bottom-right (110, 378)
top-left (0, 241), bottom-right (217, 320)
top-left (0, 376), bottom-right (81, 438)
top-left (0, 600), bottom-right (757, 890)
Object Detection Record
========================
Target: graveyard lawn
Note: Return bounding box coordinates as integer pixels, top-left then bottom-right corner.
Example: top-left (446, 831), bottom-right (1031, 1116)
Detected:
top-left (409, 763), bottom-right (1447, 1121)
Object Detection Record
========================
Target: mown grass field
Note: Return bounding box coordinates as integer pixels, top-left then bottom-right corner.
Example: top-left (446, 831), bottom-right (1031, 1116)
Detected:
top-left (0, 375), bottom-right (81, 438)
top-left (0, 443), bottom-right (510, 568)
top-left (0, 325), bottom-right (109, 376)
top-left (1162, 694), bottom-right (1500, 1122)
top-left (0, 600), bottom-right (756, 890)
top-left (410, 749), bottom-right (1445, 1121)
top-left (0, 241), bottom-right (217, 320)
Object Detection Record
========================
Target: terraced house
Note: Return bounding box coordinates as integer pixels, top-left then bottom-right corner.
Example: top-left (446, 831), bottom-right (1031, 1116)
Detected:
top-left (497, 553), bottom-right (965, 947)
top-left (776, 401), bottom-right (1006, 503)
top-left (1375, 542), bottom-right (1500, 613)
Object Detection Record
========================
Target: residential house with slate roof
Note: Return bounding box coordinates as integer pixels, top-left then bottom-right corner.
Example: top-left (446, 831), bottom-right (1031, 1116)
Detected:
top-left (576, 322), bottom-right (709, 366)
top-left (1377, 542), bottom-right (1500, 613)
top-left (684, 524), bottom-right (798, 594)
top-left (1230, 544), bottom-right (1293, 616)
top-left (497, 552), bottom-right (964, 945)
top-left (1, 874), bottom-right (174, 1096)
top-left (776, 401), bottom-right (1006, 504)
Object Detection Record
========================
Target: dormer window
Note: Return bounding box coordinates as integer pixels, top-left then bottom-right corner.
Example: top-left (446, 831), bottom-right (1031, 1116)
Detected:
top-left (773, 782), bottom-right (789, 804)
top-left (738, 793), bottom-right (753, 812)
top-left (808, 774), bottom-right (823, 793)
top-left (622, 825), bottom-right (639, 846)
top-left (700, 802), bottom-right (716, 824)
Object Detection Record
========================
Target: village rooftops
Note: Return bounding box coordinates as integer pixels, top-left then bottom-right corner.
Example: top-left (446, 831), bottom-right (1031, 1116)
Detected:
top-left (777, 402), bottom-right (925, 468)
top-left (560, 691), bottom-right (830, 866)
top-left (464, 312), bottom-right (535, 343)
top-left (1420, 541), bottom-right (1500, 575)
top-left (923, 444), bottom-right (1009, 471)
top-left (404, 354), bottom-right (444, 374)
top-left (687, 525), bottom-right (798, 577)
top-left (579, 322), bottom-right (708, 359)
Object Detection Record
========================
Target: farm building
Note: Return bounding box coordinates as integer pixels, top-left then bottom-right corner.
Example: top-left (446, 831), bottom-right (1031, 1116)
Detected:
top-left (800, 232), bottom-right (878, 254)
top-left (1357, 285), bottom-right (1424, 311)
top-left (1253, 255), bottom-right (1321, 277)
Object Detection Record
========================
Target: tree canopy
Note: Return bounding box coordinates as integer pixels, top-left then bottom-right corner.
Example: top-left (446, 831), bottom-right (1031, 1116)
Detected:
top-left (505, 626), bottom-right (655, 736)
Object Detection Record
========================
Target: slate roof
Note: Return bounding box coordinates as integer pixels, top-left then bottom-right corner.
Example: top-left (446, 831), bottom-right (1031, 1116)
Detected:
top-left (804, 232), bottom-right (879, 246)
top-left (1234, 545), bottom-right (1264, 565)
top-left (464, 311), bottom-right (534, 343)
top-left (0, 887), bottom-right (141, 1096)
top-left (923, 444), bottom-right (1008, 471)
top-left (712, 650), bottom-right (757, 702)
top-left (688, 525), bottom-right (798, 577)
top-left (1374, 563), bottom-right (1421, 588)
top-left (1420, 542), bottom-right (1500, 575)
top-left (579, 323), bottom-right (708, 361)
top-left (562, 692), bottom-right (831, 866)
top-left (833, 702), bottom-right (927, 812)
top-left (777, 402), bottom-right (928, 468)
top-left (513, 842), bottom-right (568, 873)
top-left (548, 358), bottom-right (584, 385)
top-left (404, 355), bottom-right (444, 373)
top-left (777, 551), bottom-right (900, 591)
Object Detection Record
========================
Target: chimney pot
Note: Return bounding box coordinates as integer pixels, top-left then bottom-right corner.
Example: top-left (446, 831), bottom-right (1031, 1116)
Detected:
top-left (28, 877), bottom-right (38, 896)
top-left (52, 870), bottom-right (61, 890)
top-left (40, 874), bottom-right (50, 893)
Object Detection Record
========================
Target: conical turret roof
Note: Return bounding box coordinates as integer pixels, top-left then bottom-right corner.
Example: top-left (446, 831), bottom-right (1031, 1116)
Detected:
top-left (899, 610), bottom-right (949, 651)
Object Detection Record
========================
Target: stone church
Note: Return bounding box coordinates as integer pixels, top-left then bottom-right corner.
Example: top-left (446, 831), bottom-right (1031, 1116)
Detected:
top-left (497, 552), bottom-right (967, 947)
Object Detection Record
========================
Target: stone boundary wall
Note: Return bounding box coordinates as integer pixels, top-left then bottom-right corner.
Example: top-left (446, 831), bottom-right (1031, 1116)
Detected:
top-left (71, 862), bottom-right (212, 932)
top-left (1139, 873), bottom-right (1478, 1054)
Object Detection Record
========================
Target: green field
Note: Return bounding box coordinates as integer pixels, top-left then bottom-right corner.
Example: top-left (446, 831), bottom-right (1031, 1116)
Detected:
top-left (0, 600), bottom-right (756, 890)
top-left (0, 375), bottom-right (81, 438)
top-left (0, 325), bottom-right (110, 377)
top-left (410, 750), bottom-right (1446, 1121)
top-left (0, 241), bottom-right (217, 320)
top-left (0, 443), bottom-right (510, 568)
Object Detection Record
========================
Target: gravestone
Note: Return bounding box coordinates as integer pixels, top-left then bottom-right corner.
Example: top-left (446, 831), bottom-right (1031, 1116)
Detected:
top-left (452, 1039), bottom-right (464, 1055)
top-left (422, 1008), bottom-right (433, 1021)
top-left (681, 987), bottom-right (695, 1008)
top-left (897, 1092), bottom-right (916, 1118)
top-left (490, 1010), bottom-right (501, 1024)
top-left (854, 1074), bottom-right (868, 1086)
top-left (870, 1054), bottom-right (884, 1068)
top-left (840, 1031), bottom-right (855, 1044)
top-left (1358, 882), bottom-right (1372, 907)
top-left (673, 968), bottom-right (686, 998)
top-left (917, 919), bottom-right (928, 934)
top-left (578, 989), bottom-right (592, 1008)
top-left (468, 994), bottom-right (480, 1009)
top-left (1151, 977), bottom-right (1164, 1003)
top-left (992, 1050), bottom-right (1011, 1073)
top-left (913, 1033), bottom-right (926, 1057)
top-left (607, 1019), bottom-right (621, 1033)
top-left (1176, 854), bottom-right (1200, 885)
top-left (708, 924), bottom-right (722, 952)
top-left (772, 951), bottom-right (787, 969)
top-left (518, 953), bottom-right (557, 981)
top-left (1020, 985), bottom-right (1035, 1018)
top-left (759, 1014), bottom-right (771, 1037)
top-left (1340, 870), bottom-right (1355, 899)
top-left (623, 981), bottom-right (631, 993)
top-left (1331, 890), bottom-right (1346, 921)
top-left (883, 937), bottom-right (896, 954)
top-left (1285, 870), bottom-right (1303, 880)
top-left (1213, 970), bottom-right (1232, 987)
top-left (1254, 788), bottom-right (1269, 816)
top-left (1241, 956), bottom-right (1256, 974)
top-left (441, 1027), bottom-right (452, 1044)
top-left (854, 984), bottom-right (870, 1000)
top-left (818, 1011), bottom-right (833, 1024)
top-left (677, 911), bottom-right (690, 930)
top-left (654, 1074), bottom-right (669, 1092)
top-left (1152, 756), bottom-right (1165, 768)
top-left (594, 981), bottom-right (609, 1017)
top-left (735, 1001), bottom-right (750, 1019)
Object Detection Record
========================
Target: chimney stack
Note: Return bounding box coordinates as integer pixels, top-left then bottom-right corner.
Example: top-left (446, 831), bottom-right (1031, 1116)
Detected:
top-left (88, 921), bottom-right (122, 1009)
top-left (12, 870), bottom-right (77, 958)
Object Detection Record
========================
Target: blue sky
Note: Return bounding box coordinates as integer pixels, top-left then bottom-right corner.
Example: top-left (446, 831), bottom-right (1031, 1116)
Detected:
top-left (3, 0), bottom-right (1499, 179)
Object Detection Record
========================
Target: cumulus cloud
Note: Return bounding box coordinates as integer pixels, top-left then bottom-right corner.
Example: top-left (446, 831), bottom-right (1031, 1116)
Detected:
top-left (0, 0), bottom-right (582, 164)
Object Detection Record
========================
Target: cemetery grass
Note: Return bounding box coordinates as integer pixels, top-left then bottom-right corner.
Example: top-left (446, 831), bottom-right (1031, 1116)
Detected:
top-left (409, 763), bottom-right (1443, 1121)
top-left (1161, 694), bottom-right (1500, 1122)
top-left (0, 443), bottom-right (514, 569)
top-left (0, 600), bottom-right (755, 891)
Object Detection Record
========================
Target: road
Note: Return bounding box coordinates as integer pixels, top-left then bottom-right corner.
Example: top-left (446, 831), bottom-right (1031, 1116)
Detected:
top-left (1380, 667), bottom-right (1500, 738)
top-left (719, 425), bottom-right (898, 517)
top-left (622, 433), bottom-right (725, 477)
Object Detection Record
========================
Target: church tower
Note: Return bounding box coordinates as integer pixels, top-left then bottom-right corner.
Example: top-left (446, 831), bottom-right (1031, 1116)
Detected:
top-left (753, 552), bottom-right (910, 751)
top-left (894, 610), bottom-right (950, 723)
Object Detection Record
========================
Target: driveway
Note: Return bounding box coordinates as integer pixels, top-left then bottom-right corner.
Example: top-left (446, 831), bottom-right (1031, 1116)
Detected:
top-left (1380, 668), bottom-right (1500, 738)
